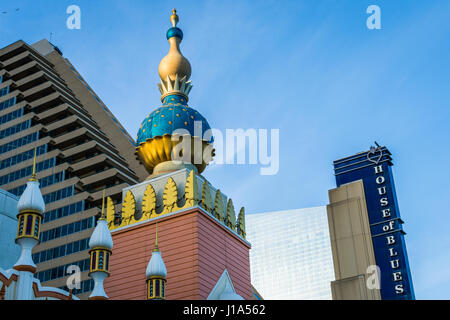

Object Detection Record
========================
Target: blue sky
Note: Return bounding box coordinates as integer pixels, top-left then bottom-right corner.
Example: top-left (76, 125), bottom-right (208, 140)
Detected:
top-left (1, 0), bottom-right (449, 299)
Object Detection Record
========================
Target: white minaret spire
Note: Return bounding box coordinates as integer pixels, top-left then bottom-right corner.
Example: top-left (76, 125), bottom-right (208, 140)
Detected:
top-left (13, 148), bottom-right (45, 299)
top-left (88, 190), bottom-right (113, 300)
top-left (146, 223), bottom-right (167, 300)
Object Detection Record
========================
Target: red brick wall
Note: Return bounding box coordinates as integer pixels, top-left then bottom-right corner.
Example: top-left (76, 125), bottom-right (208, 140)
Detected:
top-left (197, 213), bottom-right (252, 299)
top-left (104, 208), bottom-right (251, 300)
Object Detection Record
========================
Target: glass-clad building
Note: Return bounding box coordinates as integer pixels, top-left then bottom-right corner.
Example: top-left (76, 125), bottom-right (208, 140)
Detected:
top-left (0, 188), bottom-right (20, 270)
top-left (246, 206), bottom-right (335, 300)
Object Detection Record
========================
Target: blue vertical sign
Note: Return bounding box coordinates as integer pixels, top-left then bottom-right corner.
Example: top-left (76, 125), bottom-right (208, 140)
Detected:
top-left (333, 144), bottom-right (415, 300)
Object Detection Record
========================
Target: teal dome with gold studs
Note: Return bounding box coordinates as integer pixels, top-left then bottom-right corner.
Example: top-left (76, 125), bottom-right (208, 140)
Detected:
top-left (135, 9), bottom-right (214, 176)
top-left (136, 95), bottom-right (213, 145)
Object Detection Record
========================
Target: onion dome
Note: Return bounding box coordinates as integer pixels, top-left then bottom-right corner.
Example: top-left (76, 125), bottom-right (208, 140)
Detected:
top-left (146, 227), bottom-right (167, 278)
top-left (146, 249), bottom-right (167, 279)
top-left (136, 9), bottom-right (214, 176)
top-left (17, 154), bottom-right (45, 214)
top-left (17, 180), bottom-right (45, 214)
top-left (137, 97), bottom-right (212, 145)
top-left (89, 219), bottom-right (113, 250)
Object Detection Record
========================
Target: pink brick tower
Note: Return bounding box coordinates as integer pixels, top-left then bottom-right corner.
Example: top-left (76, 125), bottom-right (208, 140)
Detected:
top-left (102, 9), bottom-right (251, 300)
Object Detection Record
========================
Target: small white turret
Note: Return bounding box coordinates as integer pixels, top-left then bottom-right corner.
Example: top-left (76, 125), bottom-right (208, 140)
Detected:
top-left (89, 219), bottom-right (113, 250)
top-left (13, 148), bottom-right (44, 275)
top-left (17, 180), bottom-right (45, 214)
top-left (146, 224), bottom-right (167, 300)
top-left (88, 191), bottom-right (113, 300)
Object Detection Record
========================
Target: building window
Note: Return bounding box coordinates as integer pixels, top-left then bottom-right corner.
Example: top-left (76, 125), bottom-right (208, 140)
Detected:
top-left (9, 185), bottom-right (25, 197)
top-left (42, 185), bottom-right (74, 204)
top-left (73, 240), bottom-right (80, 252)
top-left (34, 217), bottom-right (40, 237)
top-left (59, 278), bottom-right (94, 295)
top-left (105, 252), bottom-right (110, 271)
top-left (66, 242), bottom-right (73, 255)
top-left (0, 86), bottom-right (10, 97)
top-left (32, 238), bottom-right (90, 264)
top-left (18, 215), bottom-right (24, 236)
top-left (0, 131), bottom-right (39, 155)
top-left (80, 239), bottom-right (87, 251)
top-left (0, 120), bottom-right (30, 139)
top-left (150, 281), bottom-right (153, 298)
top-left (8, 171), bottom-right (65, 197)
top-left (40, 171), bottom-right (65, 188)
top-left (74, 221), bottom-right (81, 233)
top-left (39, 216), bottom-right (94, 243)
top-left (37, 258), bottom-right (90, 283)
top-left (155, 280), bottom-right (160, 297)
top-left (0, 157), bottom-right (56, 186)
top-left (0, 96), bottom-right (16, 111)
top-left (0, 144), bottom-right (47, 171)
top-left (83, 280), bottom-right (90, 292)
top-left (91, 252), bottom-right (96, 270)
top-left (0, 107), bottom-right (22, 125)
top-left (25, 215), bottom-right (33, 235)
top-left (42, 201), bottom-right (84, 224)
top-left (98, 251), bottom-right (104, 270)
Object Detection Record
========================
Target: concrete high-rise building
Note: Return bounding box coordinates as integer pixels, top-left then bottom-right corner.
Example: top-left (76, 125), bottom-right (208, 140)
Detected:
top-left (246, 206), bottom-right (335, 300)
top-left (0, 39), bottom-right (147, 299)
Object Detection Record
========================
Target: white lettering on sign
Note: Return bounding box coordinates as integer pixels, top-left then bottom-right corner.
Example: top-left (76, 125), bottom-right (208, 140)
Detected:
top-left (377, 186), bottom-right (387, 195)
top-left (386, 235), bottom-right (395, 245)
top-left (390, 259), bottom-right (400, 269)
top-left (373, 161), bottom-right (405, 295)
top-left (393, 272), bottom-right (403, 281)
top-left (382, 220), bottom-right (395, 232)
top-left (374, 165), bottom-right (383, 174)
top-left (389, 247), bottom-right (398, 257)
top-left (395, 284), bottom-right (404, 294)
top-left (382, 208), bottom-right (391, 218)
top-left (376, 176), bottom-right (385, 184)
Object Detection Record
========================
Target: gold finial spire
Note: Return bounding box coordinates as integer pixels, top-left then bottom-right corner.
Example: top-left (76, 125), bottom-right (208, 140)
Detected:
top-left (29, 147), bottom-right (38, 182)
top-left (170, 8), bottom-right (179, 27)
top-left (157, 8), bottom-right (192, 100)
top-left (99, 189), bottom-right (106, 220)
top-left (153, 223), bottom-right (159, 252)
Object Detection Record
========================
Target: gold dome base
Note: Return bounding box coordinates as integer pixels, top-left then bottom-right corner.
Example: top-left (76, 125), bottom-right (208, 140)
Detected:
top-left (136, 134), bottom-right (214, 175)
